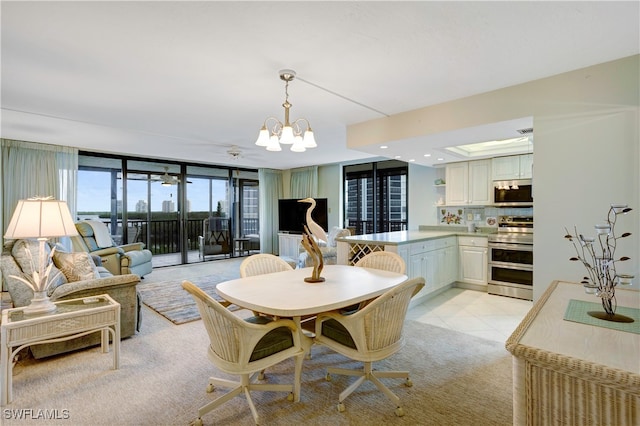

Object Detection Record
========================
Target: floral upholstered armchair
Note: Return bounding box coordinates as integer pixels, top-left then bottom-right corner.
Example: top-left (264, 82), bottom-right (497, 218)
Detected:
top-left (297, 226), bottom-right (351, 269)
top-left (1, 239), bottom-right (141, 359)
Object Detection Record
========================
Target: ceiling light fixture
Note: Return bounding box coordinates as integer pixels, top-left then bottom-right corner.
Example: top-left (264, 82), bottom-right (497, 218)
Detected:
top-left (255, 69), bottom-right (316, 153)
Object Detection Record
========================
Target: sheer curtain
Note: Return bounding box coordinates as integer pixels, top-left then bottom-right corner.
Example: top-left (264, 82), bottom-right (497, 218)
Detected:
top-left (290, 166), bottom-right (318, 199)
top-left (258, 168), bottom-right (284, 254)
top-left (1, 139), bottom-right (78, 238)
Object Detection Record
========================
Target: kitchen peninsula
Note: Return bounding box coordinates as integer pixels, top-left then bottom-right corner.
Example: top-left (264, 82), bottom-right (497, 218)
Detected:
top-left (336, 228), bottom-right (492, 304)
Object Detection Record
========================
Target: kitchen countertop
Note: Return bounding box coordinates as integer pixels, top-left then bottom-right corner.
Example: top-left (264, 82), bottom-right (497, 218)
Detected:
top-left (338, 227), bottom-right (496, 246)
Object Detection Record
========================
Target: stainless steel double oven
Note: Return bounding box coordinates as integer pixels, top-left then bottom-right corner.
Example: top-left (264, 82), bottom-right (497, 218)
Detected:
top-left (487, 216), bottom-right (533, 300)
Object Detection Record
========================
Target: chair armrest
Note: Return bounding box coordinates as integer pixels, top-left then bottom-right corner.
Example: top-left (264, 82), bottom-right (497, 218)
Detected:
top-left (91, 246), bottom-right (125, 256)
top-left (119, 242), bottom-right (145, 252)
top-left (50, 274), bottom-right (140, 300)
top-left (90, 254), bottom-right (103, 267)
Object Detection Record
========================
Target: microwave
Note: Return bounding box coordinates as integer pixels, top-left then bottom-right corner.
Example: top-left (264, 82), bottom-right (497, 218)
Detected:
top-left (493, 179), bottom-right (533, 206)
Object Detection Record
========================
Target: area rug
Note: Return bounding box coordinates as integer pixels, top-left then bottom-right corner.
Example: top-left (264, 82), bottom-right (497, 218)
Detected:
top-left (138, 270), bottom-right (242, 324)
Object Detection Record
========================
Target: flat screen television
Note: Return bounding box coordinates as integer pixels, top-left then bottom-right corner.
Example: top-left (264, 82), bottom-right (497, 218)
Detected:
top-left (278, 198), bottom-right (328, 234)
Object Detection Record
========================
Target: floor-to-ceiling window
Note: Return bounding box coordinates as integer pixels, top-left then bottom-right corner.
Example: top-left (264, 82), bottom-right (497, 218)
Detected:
top-left (344, 160), bottom-right (407, 234)
top-left (239, 179), bottom-right (259, 236)
top-left (78, 153), bottom-right (258, 267)
top-left (77, 156), bottom-right (124, 239)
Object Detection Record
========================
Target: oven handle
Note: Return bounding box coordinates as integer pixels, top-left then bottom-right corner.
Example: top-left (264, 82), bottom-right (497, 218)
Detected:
top-left (488, 242), bottom-right (533, 252)
top-left (489, 261), bottom-right (533, 271)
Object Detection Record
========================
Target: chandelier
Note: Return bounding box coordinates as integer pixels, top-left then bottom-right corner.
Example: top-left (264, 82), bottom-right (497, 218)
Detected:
top-left (255, 69), bottom-right (316, 152)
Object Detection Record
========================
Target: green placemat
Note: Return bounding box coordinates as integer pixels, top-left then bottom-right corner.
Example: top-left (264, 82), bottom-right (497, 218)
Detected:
top-left (564, 299), bottom-right (640, 334)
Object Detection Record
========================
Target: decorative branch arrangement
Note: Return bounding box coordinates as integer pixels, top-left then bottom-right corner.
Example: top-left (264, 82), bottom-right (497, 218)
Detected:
top-left (564, 204), bottom-right (634, 322)
top-left (10, 246), bottom-right (62, 294)
top-left (301, 225), bottom-right (325, 283)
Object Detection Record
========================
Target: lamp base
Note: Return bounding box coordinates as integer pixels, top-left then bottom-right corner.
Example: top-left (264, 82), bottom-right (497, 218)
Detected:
top-left (24, 291), bottom-right (57, 315)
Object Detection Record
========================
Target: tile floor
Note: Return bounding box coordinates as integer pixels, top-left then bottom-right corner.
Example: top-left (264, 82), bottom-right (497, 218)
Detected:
top-left (407, 287), bottom-right (533, 343)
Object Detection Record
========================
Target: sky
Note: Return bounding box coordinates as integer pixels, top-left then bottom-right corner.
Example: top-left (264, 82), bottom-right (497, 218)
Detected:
top-left (77, 170), bottom-right (227, 213)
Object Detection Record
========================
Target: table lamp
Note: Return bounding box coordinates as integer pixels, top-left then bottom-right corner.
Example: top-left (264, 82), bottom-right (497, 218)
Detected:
top-left (4, 196), bottom-right (78, 314)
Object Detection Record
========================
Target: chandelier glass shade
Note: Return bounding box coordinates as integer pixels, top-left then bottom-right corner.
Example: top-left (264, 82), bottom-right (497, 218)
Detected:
top-left (255, 69), bottom-right (317, 153)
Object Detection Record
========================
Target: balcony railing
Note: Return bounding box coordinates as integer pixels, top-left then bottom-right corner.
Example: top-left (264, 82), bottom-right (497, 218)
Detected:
top-left (105, 217), bottom-right (260, 255)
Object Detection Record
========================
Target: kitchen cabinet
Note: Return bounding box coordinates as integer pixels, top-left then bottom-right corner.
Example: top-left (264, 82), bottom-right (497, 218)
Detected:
top-left (408, 237), bottom-right (457, 300)
top-left (492, 154), bottom-right (533, 180)
top-left (445, 160), bottom-right (492, 206)
top-left (458, 236), bottom-right (488, 287)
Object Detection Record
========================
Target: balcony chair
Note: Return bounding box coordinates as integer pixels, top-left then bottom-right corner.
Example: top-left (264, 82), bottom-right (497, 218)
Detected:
top-left (198, 217), bottom-right (232, 260)
top-left (314, 277), bottom-right (425, 417)
top-left (182, 281), bottom-right (305, 426)
top-left (1, 239), bottom-right (141, 359)
top-left (72, 220), bottom-right (153, 278)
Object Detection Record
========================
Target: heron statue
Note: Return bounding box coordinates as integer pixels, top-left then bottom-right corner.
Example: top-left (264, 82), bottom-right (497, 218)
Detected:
top-left (298, 198), bottom-right (328, 244)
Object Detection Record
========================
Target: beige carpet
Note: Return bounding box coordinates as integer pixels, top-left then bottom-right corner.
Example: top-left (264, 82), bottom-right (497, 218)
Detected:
top-left (5, 305), bottom-right (513, 425)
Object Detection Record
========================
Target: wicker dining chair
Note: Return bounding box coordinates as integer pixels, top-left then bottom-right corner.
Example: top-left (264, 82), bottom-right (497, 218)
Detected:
top-left (343, 251), bottom-right (408, 314)
top-left (314, 277), bottom-right (425, 417)
top-left (239, 254), bottom-right (294, 317)
top-left (182, 281), bottom-right (305, 426)
top-left (240, 253), bottom-right (294, 278)
top-left (353, 250), bottom-right (406, 274)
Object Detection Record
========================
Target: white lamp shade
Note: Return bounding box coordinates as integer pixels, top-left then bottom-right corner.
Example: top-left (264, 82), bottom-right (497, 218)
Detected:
top-left (303, 129), bottom-right (317, 148)
top-left (266, 134), bottom-right (282, 151)
top-left (255, 127), bottom-right (270, 147)
top-left (280, 125), bottom-right (295, 144)
top-left (4, 198), bottom-right (78, 239)
top-left (290, 135), bottom-right (306, 152)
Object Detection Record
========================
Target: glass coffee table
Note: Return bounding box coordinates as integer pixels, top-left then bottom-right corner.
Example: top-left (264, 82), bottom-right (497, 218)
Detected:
top-left (1, 294), bottom-right (121, 405)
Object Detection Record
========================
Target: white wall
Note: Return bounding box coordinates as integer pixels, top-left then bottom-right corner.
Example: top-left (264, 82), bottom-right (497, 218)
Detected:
top-left (535, 108), bottom-right (639, 298)
top-left (347, 55), bottom-right (640, 301)
top-left (408, 163), bottom-right (438, 229)
top-left (317, 164), bottom-right (342, 229)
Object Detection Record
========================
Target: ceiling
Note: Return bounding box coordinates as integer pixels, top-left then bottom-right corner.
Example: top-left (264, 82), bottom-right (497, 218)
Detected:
top-left (1, 2), bottom-right (638, 169)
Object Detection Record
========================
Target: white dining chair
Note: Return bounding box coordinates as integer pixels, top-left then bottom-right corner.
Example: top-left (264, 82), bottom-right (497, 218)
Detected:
top-left (344, 251), bottom-right (407, 314)
top-left (353, 250), bottom-right (406, 274)
top-left (240, 253), bottom-right (293, 278)
top-left (314, 277), bottom-right (425, 417)
top-left (182, 280), bottom-right (305, 426)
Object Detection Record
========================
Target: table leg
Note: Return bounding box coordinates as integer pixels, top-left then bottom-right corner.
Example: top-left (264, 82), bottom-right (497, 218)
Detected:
top-left (114, 309), bottom-right (121, 370)
top-left (0, 339), bottom-right (8, 406)
top-left (101, 328), bottom-right (109, 353)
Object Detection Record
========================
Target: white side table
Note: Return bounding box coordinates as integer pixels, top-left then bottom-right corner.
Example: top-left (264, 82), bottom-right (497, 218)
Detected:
top-left (1, 294), bottom-right (121, 406)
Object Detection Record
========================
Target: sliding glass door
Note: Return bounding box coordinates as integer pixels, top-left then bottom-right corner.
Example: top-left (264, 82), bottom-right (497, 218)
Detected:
top-left (78, 153), bottom-right (259, 267)
top-left (185, 165), bottom-right (232, 263)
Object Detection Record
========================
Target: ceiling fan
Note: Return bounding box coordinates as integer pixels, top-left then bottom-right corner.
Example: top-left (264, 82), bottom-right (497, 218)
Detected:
top-left (118, 167), bottom-right (191, 185)
top-left (227, 145), bottom-right (243, 160)
top-left (158, 167), bottom-right (193, 186)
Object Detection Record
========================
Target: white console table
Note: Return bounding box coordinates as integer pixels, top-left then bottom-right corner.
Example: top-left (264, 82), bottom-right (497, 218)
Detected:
top-left (506, 280), bottom-right (639, 425)
top-left (1, 294), bottom-right (121, 406)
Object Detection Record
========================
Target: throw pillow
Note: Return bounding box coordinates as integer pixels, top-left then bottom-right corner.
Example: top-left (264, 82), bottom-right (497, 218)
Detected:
top-left (53, 250), bottom-right (101, 282)
top-left (11, 239), bottom-right (68, 295)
